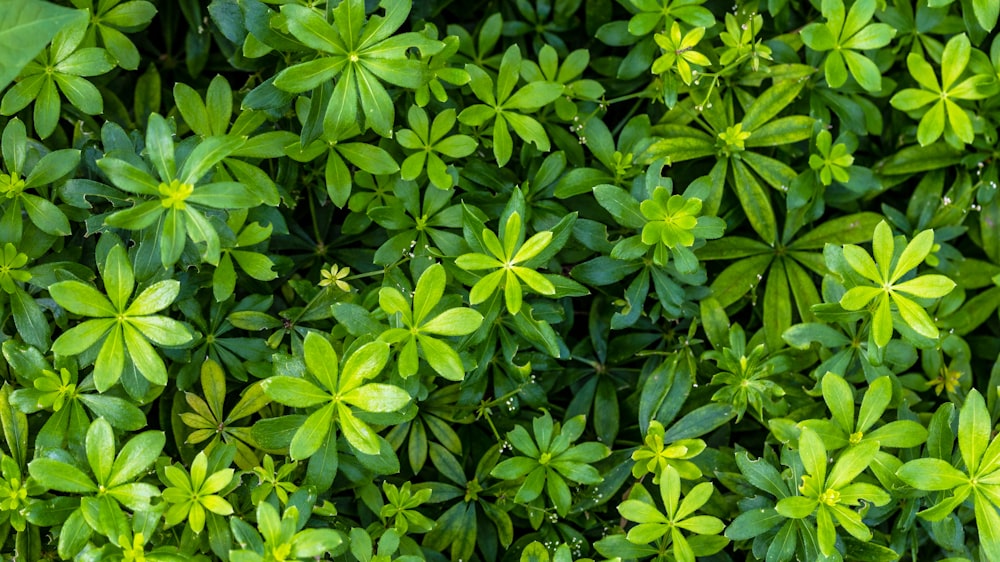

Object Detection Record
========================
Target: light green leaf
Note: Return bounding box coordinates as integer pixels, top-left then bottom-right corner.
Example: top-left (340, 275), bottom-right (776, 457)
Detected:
top-left (51, 318), bottom-right (115, 356)
top-left (897, 458), bottom-right (967, 490)
top-left (872, 295), bottom-right (893, 347)
top-left (893, 293), bottom-right (939, 339)
top-left (799, 427), bottom-right (827, 483)
top-left (338, 404), bottom-right (380, 455)
top-left (124, 281), bottom-right (179, 318)
top-left (290, 403), bottom-right (334, 461)
top-left (840, 286), bottom-right (881, 311)
top-left (421, 308), bottom-right (483, 336)
top-left (145, 114), bottom-right (176, 181)
top-left (821, 373), bottom-right (855, 434)
top-left (504, 82), bottom-right (563, 111)
top-left (917, 101), bottom-right (945, 146)
top-left (827, 440), bottom-right (878, 489)
top-left (731, 160), bottom-right (776, 245)
top-left (304, 332), bottom-right (340, 393)
top-left (102, 245), bottom-right (134, 313)
top-left (263, 376), bottom-right (330, 408)
top-left (890, 229), bottom-right (935, 283)
top-left (179, 136), bottom-right (244, 185)
top-left (974, 0), bottom-right (999, 30)
top-left (108, 430), bottom-right (165, 488)
top-left (29, 458), bottom-right (96, 493)
top-left (841, 50), bottom-right (880, 92)
top-left (856, 376), bottom-right (891, 433)
top-left (0, 0), bottom-right (82, 92)
top-left (413, 263), bottom-right (445, 325)
top-left (274, 58), bottom-right (345, 94)
top-left (960, 389), bottom-right (989, 474)
top-left (86, 418), bottom-right (114, 486)
top-left (123, 323), bottom-right (167, 386)
top-left (341, 383), bottom-right (410, 412)
top-left (50, 281), bottom-right (116, 317)
top-left (339, 341), bottom-right (389, 393)
top-left (800, 23), bottom-right (836, 51)
top-left (282, 4), bottom-right (345, 54)
top-left (418, 334), bottom-right (466, 381)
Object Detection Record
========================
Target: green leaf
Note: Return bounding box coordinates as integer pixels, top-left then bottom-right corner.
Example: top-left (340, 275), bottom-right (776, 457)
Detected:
top-left (731, 160), bottom-right (776, 245)
top-left (173, 83), bottom-right (210, 137)
top-left (108, 430), bottom-right (164, 487)
top-left (262, 376), bottom-right (330, 408)
top-left (274, 58), bottom-right (345, 94)
top-left (50, 281), bottom-right (116, 317)
top-left (179, 136), bottom-right (244, 185)
top-left (891, 229), bottom-right (935, 282)
top-left (338, 404), bottom-right (380, 455)
top-left (145, 114), bottom-right (176, 181)
top-left (102, 245), bottom-right (133, 313)
top-left (25, 148), bottom-right (79, 187)
top-left (856, 376), bottom-right (891, 433)
top-left (741, 79), bottom-right (805, 132)
top-left (974, 0), bottom-right (999, 30)
top-left (822, 373), bottom-right (855, 434)
top-left (304, 331), bottom-right (339, 393)
top-left (58, 508), bottom-right (92, 559)
top-left (763, 260), bottom-right (791, 350)
top-left (337, 142), bottom-right (399, 175)
top-left (11, 286), bottom-right (50, 350)
top-left (798, 427), bottom-right (827, 483)
top-left (893, 294), bottom-right (939, 339)
top-left (186, 183), bottom-right (261, 209)
top-left (594, 184), bottom-right (646, 229)
top-left (917, 101), bottom-right (946, 146)
top-left (825, 51), bottom-right (848, 88)
top-left (418, 334), bottom-right (467, 381)
top-left (339, 341), bottom-right (389, 393)
top-left (897, 458), bottom-right (967, 490)
top-left (827, 440), bottom-right (878, 489)
top-left (726, 508), bottom-right (784, 540)
top-left (960, 389), bottom-right (989, 474)
top-left (51, 318), bottom-right (115, 356)
top-left (341, 383), bottom-right (410, 412)
top-left (29, 458), bottom-right (96, 493)
top-left (975, 491), bottom-right (1000, 562)
top-left (290, 403), bottom-right (335, 461)
top-left (123, 323), bottom-right (168, 385)
top-left (843, 244), bottom-right (881, 283)
top-left (282, 4), bottom-right (345, 54)
top-left (126, 280), bottom-right (180, 316)
top-left (866, 421), bottom-right (928, 448)
top-left (861, 293), bottom-right (889, 348)
top-left (492, 457), bottom-right (538, 480)
top-left (86, 417), bottom-right (115, 485)
top-left (775, 496), bottom-right (817, 519)
top-left (413, 262), bottom-right (445, 325)
top-left (0, 0), bottom-right (82, 92)
top-left (160, 209), bottom-right (186, 267)
top-left (801, 23), bottom-right (836, 51)
top-left (505, 82), bottom-right (563, 110)
top-left (21, 193), bottom-right (70, 236)
top-left (842, 50), bottom-right (881, 91)
top-left (940, 34), bottom-right (970, 92)
top-left (492, 114), bottom-right (513, 166)
top-left (422, 307), bottom-right (482, 336)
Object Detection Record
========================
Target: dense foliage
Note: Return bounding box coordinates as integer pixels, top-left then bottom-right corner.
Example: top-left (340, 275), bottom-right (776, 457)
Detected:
top-left (0, 0), bottom-right (999, 560)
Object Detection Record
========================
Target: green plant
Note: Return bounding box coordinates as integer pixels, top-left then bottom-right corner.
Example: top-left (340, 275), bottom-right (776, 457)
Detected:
top-left (0, 0), bottom-right (998, 560)
top-left (837, 220), bottom-right (956, 347)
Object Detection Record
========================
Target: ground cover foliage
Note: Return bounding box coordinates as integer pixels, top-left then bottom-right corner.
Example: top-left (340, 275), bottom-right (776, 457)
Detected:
top-left (0, 0), bottom-right (999, 560)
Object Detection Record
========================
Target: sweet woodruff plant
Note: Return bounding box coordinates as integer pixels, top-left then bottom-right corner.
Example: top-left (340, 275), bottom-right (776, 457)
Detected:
top-left (0, 0), bottom-right (996, 561)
